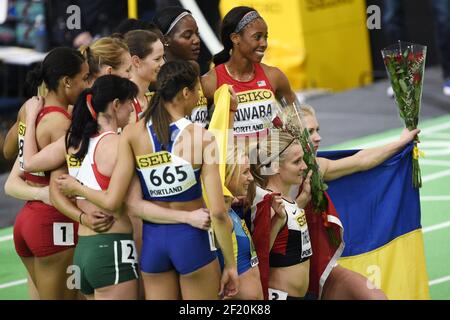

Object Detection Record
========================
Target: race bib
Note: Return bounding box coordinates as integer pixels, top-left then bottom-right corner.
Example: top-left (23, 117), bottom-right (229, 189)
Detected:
top-left (233, 89), bottom-right (275, 136)
top-left (137, 151), bottom-right (197, 198)
top-left (189, 106), bottom-right (208, 127)
top-left (120, 240), bottom-right (138, 264)
top-left (291, 208), bottom-right (312, 259)
top-left (18, 121), bottom-right (45, 176)
top-left (207, 228), bottom-right (217, 251)
top-left (268, 288), bottom-right (288, 300)
top-left (53, 222), bottom-right (74, 246)
top-left (66, 154), bottom-right (82, 178)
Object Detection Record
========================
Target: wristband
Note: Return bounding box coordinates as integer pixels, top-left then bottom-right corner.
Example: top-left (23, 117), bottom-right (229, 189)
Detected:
top-left (79, 212), bottom-right (86, 225)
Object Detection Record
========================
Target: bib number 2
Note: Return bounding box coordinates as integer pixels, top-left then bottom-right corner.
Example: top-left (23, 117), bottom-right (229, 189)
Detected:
top-left (120, 240), bottom-right (138, 264)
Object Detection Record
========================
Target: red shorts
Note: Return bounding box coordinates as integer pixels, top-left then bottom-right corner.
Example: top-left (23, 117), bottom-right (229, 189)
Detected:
top-left (13, 201), bottom-right (79, 257)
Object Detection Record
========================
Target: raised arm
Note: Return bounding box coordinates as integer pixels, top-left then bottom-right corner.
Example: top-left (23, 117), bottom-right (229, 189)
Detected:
top-left (318, 128), bottom-right (421, 181)
top-left (4, 157), bottom-right (50, 205)
top-left (23, 97), bottom-right (66, 172)
top-left (125, 175), bottom-right (211, 229)
top-left (56, 126), bottom-right (136, 212)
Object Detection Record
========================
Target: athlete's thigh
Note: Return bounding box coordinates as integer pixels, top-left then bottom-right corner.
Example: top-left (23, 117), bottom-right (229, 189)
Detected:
top-left (179, 259), bottom-right (221, 300)
top-left (142, 270), bottom-right (181, 300)
top-left (34, 248), bottom-right (77, 299)
top-left (94, 279), bottom-right (139, 300)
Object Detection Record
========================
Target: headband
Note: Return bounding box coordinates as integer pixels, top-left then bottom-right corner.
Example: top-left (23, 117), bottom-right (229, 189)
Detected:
top-left (234, 11), bottom-right (261, 34)
top-left (258, 137), bottom-right (297, 171)
top-left (86, 93), bottom-right (97, 120)
top-left (164, 12), bottom-right (192, 36)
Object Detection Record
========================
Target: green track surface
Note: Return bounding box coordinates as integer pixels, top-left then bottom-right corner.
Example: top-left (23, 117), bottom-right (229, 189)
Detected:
top-left (1, 115), bottom-right (450, 299)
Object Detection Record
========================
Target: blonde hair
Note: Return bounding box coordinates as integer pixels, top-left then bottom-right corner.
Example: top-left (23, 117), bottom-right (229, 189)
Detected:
top-left (225, 144), bottom-right (246, 192)
top-left (250, 131), bottom-right (298, 189)
top-left (299, 104), bottom-right (316, 118)
top-left (80, 37), bottom-right (129, 81)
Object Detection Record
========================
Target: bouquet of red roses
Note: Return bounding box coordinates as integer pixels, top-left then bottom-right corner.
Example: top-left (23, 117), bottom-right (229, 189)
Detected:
top-left (271, 98), bottom-right (328, 213)
top-left (270, 98), bottom-right (339, 245)
top-left (382, 41), bottom-right (426, 188)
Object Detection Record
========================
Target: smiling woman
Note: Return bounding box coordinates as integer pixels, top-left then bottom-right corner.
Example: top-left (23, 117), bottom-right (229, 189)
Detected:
top-left (201, 6), bottom-right (297, 142)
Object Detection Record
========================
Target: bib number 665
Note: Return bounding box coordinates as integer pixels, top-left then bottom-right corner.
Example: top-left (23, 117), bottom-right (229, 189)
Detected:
top-left (150, 165), bottom-right (187, 186)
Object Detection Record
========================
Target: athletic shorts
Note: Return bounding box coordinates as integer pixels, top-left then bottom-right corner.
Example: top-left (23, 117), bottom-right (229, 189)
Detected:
top-left (13, 201), bottom-right (78, 257)
top-left (140, 223), bottom-right (217, 275)
top-left (74, 233), bottom-right (139, 295)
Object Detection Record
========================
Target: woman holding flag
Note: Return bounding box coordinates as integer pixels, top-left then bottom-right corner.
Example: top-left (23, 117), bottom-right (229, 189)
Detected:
top-left (299, 104), bottom-right (418, 300)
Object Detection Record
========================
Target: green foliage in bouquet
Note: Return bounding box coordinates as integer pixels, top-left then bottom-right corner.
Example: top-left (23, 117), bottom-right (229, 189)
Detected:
top-left (382, 41), bottom-right (426, 188)
top-left (272, 102), bottom-right (328, 213)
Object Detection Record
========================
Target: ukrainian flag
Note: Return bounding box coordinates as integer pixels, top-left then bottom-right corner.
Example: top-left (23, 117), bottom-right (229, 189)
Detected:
top-left (318, 143), bottom-right (430, 299)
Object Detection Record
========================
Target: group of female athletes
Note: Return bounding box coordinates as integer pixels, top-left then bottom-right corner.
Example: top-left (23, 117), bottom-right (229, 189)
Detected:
top-left (3, 6), bottom-right (419, 300)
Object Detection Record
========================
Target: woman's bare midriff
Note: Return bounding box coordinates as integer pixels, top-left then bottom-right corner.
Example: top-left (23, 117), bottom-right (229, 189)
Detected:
top-left (269, 260), bottom-right (310, 298)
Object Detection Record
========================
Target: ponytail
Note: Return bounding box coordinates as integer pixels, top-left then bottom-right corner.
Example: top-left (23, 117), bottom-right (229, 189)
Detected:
top-left (66, 89), bottom-right (98, 159)
top-left (26, 64), bottom-right (45, 96)
top-left (66, 74), bottom-right (138, 159)
top-left (26, 47), bottom-right (85, 95)
top-left (143, 60), bottom-right (198, 149)
top-left (145, 93), bottom-right (172, 148)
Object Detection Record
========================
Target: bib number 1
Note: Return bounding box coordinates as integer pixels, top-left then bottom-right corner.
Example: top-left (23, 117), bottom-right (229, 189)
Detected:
top-left (53, 223), bottom-right (74, 246)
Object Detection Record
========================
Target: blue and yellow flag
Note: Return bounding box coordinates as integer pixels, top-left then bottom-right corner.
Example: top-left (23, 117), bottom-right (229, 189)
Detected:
top-left (318, 143), bottom-right (430, 299)
top-left (202, 84), bottom-right (233, 208)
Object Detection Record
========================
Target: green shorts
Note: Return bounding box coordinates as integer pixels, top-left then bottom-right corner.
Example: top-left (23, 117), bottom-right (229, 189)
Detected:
top-left (74, 233), bottom-right (139, 295)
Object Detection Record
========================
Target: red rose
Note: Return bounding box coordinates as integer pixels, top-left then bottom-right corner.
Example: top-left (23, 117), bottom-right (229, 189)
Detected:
top-left (414, 52), bottom-right (424, 60)
top-left (413, 73), bottom-right (421, 84)
top-left (407, 52), bottom-right (414, 62)
top-left (272, 116), bottom-right (283, 128)
top-left (395, 54), bottom-right (403, 63)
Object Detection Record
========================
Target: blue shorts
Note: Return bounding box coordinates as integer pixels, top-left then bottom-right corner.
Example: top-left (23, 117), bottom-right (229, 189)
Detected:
top-left (140, 223), bottom-right (217, 275)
